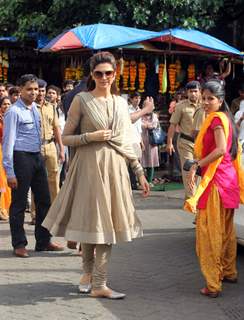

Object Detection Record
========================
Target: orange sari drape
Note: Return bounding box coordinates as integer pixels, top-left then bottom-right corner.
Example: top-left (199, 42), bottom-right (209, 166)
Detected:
top-left (184, 111), bottom-right (244, 213)
top-left (0, 120), bottom-right (11, 218)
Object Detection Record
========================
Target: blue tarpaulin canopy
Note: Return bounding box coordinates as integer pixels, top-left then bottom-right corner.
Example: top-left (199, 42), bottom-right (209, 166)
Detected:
top-left (41, 23), bottom-right (162, 52)
top-left (153, 28), bottom-right (242, 56)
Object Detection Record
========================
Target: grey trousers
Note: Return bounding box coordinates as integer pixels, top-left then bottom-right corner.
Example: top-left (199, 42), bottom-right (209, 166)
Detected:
top-left (82, 243), bottom-right (112, 289)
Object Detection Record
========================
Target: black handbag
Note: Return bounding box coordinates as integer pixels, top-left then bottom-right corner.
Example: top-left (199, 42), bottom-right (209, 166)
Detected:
top-left (148, 126), bottom-right (166, 146)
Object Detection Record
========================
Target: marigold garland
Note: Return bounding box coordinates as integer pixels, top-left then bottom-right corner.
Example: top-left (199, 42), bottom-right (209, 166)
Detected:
top-left (188, 64), bottom-right (195, 82)
top-left (129, 60), bottom-right (137, 91)
top-left (138, 62), bottom-right (146, 93)
top-left (168, 63), bottom-right (177, 94)
top-left (158, 63), bottom-right (164, 93)
top-left (122, 60), bottom-right (130, 91)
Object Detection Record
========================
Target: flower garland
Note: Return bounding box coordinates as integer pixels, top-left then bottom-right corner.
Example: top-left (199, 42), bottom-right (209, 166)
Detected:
top-left (122, 60), bottom-right (130, 91)
top-left (187, 64), bottom-right (195, 82)
top-left (168, 63), bottom-right (177, 94)
top-left (138, 62), bottom-right (146, 93)
top-left (129, 60), bottom-right (137, 91)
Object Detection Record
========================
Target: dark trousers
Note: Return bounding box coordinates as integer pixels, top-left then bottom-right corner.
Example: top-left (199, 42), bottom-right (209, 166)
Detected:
top-left (9, 151), bottom-right (51, 249)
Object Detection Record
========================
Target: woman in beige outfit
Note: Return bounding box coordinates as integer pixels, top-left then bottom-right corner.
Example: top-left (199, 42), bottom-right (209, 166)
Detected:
top-left (42, 52), bottom-right (150, 299)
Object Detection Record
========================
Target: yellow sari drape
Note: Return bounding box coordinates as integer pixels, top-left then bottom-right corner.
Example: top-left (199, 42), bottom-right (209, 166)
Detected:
top-left (0, 144), bottom-right (11, 218)
top-left (184, 111), bottom-right (244, 213)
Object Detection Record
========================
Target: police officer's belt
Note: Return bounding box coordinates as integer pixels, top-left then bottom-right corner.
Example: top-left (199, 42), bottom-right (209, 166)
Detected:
top-left (179, 133), bottom-right (194, 143)
top-left (42, 138), bottom-right (54, 145)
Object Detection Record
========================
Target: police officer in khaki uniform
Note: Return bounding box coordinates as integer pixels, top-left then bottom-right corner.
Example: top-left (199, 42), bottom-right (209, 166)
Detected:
top-left (37, 79), bottom-right (65, 202)
top-left (167, 81), bottom-right (202, 199)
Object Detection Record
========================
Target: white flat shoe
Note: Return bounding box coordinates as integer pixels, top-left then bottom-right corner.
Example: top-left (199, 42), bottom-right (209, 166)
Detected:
top-left (90, 289), bottom-right (126, 300)
top-left (78, 283), bottom-right (92, 294)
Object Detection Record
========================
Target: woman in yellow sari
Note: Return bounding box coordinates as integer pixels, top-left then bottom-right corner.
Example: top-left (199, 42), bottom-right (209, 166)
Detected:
top-left (0, 97), bottom-right (11, 221)
top-left (186, 80), bottom-right (243, 298)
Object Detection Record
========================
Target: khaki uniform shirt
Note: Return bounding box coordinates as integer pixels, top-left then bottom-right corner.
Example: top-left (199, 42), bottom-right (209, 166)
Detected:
top-left (37, 101), bottom-right (59, 141)
top-left (170, 99), bottom-right (201, 137)
top-left (192, 107), bottom-right (205, 133)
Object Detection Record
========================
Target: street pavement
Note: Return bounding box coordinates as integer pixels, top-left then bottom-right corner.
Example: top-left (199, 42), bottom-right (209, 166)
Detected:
top-left (0, 190), bottom-right (244, 320)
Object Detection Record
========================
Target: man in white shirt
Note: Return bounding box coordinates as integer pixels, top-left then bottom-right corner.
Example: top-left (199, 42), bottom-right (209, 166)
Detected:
top-left (127, 92), bottom-right (154, 189)
top-left (234, 100), bottom-right (244, 143)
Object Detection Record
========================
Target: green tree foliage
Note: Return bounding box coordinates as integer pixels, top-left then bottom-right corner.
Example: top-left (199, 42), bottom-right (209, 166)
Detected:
top-left (0, 0), bottom-right (242, 39)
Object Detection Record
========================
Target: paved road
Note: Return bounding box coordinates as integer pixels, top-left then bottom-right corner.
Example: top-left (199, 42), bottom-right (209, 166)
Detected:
top-left (0, 191), bottom-right (244, 320)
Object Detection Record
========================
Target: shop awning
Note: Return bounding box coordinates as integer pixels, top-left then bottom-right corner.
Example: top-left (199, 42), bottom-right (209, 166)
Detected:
top-left (153, 28), bottom-right (242, 56)
top-left (0, 36), bottom-right (17, 42)
top-left (41, 23), bottom-right (161, 52)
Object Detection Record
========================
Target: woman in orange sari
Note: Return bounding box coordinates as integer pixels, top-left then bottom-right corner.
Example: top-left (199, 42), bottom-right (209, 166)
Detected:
top-left (186, 80), bottom-right (243, 298)
top-left (0, 97), bottom-right (11, 221)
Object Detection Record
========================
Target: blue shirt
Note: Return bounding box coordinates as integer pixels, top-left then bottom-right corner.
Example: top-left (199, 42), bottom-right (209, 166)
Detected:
top-left (2, 98), bottom-right (42, 178)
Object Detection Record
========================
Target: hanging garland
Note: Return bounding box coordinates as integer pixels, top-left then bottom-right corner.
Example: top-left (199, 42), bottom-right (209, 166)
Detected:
top-left (175, 59), bottom-right (181, 90)
top-left (138, 62), bottom-right (146, 93)
top-left (129, 60), bottom-right (137, 91)
top-left (122, 60), bottom-right (130, 91)
top-left (75, 64), bottom-right (84, 80)
top-left (168, 63), bottom-right (177, 94)
top-left (187, 64), bottom-right (196, 82)
top-left (158, 63), bottom-right (164, 93)
top-left (0, 49), bottom-right (9, 83)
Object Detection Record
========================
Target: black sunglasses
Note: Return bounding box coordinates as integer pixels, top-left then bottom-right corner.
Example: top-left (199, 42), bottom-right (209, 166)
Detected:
top-left (93, 70), bottom-right (115, 79)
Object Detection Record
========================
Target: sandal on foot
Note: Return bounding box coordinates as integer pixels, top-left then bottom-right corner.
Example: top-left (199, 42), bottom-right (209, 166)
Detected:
top-left (200, 287), bottom-right (219, 298)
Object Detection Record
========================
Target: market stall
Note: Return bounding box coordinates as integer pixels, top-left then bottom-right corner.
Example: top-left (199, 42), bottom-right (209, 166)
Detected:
top-left (40, 24), bottom-right (243, 125)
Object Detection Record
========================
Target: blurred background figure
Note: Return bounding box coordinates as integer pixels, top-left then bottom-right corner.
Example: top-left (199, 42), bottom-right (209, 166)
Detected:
top-left (231, 83), bottom-right (244, 115)
top-left (141, 112), bottom-right (160, 186)
top-left (9, 86), bottom-right (21, 104)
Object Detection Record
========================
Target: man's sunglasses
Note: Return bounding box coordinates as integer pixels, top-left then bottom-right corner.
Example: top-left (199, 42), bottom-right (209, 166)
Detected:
top-left (93, 70), bottom-right (115, 79)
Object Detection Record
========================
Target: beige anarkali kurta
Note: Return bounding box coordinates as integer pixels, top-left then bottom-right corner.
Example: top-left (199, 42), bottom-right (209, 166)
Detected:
top-left (42, 92), bottom-right (143, 244)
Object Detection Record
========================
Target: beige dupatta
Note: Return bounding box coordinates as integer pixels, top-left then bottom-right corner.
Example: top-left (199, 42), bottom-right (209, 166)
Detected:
top-left (80, 92), bottom-right (139, 162)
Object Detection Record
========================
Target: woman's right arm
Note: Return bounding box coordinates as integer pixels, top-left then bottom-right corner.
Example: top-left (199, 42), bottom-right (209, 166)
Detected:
top-left (62, 95), bottom-right (88, 147)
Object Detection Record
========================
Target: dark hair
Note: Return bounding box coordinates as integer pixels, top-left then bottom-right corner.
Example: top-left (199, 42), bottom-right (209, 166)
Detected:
top-left (17, 74), bottom-right (38, 87)
top-left (0, 82), bottom-right (6, 88)
top-left (37, 79), bottom-right (47, 88)
top-left (203, 80), bottom-right (238, 160)
top-left (0, 96), bottom-right (10, 108)
top-left (62, 79), bottom-right (74, 87)
top-left (87, 51), bottom-right (118, 95)
top-left (186, 81), bottom-right (201, 90)
top-left (47, 85), bottom-right (61, 96)
top-left (8, 86), bottom-right (20, 96)
top-left (129, 92), bottom-right (141, 99)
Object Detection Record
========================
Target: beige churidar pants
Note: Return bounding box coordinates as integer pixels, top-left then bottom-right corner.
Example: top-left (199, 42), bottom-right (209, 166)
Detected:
top-left (82, 243), bottom-right (112, 289)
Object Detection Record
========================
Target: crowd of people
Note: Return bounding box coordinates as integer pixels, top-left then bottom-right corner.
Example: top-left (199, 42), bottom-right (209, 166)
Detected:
top-left (0, 51), bottom-right (244, 300)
